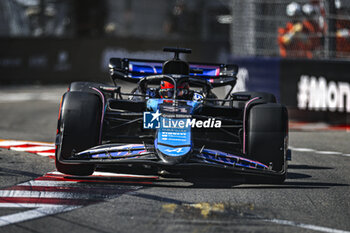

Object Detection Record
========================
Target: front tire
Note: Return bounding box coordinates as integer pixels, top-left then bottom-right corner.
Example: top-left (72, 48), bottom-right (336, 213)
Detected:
top-left (55, 91), bottom-right (102, 176)
top-left (247, 103), bottom-right (288, 183)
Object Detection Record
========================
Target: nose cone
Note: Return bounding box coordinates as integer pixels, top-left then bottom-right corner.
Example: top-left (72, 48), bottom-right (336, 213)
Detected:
top-left (155, 119), bottom-right (192, 164)
top-left (156, 144), bottom-right (191, 165)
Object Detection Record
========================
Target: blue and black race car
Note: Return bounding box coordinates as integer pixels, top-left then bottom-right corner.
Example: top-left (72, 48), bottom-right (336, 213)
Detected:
top-left (55, 47), bottom-right (290, 183)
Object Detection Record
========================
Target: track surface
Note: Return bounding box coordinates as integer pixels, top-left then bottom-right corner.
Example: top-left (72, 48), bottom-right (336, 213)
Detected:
top-left (0, 85), bottom-right (349, 233)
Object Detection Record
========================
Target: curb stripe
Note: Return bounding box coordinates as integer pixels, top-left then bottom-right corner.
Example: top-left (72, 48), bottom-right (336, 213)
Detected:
top-left (0, 140), bottom-right (55, 155)
top-left (17, 180), bottom-right (141, 187)
top-left (0, 197), bottom-right (99, 205)
top-left (48, 171), bottom-right (159, 179)
top-left (0, 138), bottom-right (155, 228)
top-left (0, 168), bottom-right (148, 227)
top-left (0, 140), bottom-right (54, 146)
top-left (0, 190), bottom-right (114, 200)
top-left (11, 146), bottom-right (55, 152)
top-left (4, 186), bottom-right (135, 194)
top-left (17, 180), bottom-right (82, 187)
top-left (35, 176), bottom-right (153, 184)
top-left (0, 203), bottom-right (70, 208)
top-left (37, 153), bottom-right (55, 157)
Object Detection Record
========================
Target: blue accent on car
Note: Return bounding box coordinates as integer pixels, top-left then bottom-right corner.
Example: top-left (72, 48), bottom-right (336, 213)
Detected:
top-left (146, 99), bottom-right (201, 114)
top-left (156, 119), bottom-right (192, 157)
top-left (146, 99), bottom-right (204, 157)
top-left (197, 149), bottom-right (269, 170)
top-left (81, 145), bottom-right (146, 159)
top-left (186, 100), bottom-right (201, 114)
top-left (157, 144), bottom-right (191, 157)
top-left (146, 99), bottom-right (163, 112)
top-left (129, 61), bottom-right (162, 74)
top-left (91, 150), bottom-right (144, 159)
top-left (128, 60), bottom-right (221, 78)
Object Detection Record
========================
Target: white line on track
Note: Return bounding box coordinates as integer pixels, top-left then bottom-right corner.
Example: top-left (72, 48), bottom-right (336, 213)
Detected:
top-left (0, 93), bottom-right (60, 103)
top-left (289, 146), bottom-right (350, 157)
top-left (290, 147), bottom-right (316, 152)
top-left (317, 151), bottom-right (343, 155)
top-left (0, 205), bottom-right (79, 227)
top-left (263, 218), bottom-right (350, 233)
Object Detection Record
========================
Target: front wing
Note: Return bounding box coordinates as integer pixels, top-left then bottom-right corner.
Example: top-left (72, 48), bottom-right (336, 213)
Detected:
top-left (57, 144), bottom-right (286, 178)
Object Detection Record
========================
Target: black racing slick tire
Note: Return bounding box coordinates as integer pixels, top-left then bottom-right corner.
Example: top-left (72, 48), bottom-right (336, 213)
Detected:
top-left (247, 103), bottom-right (288, 183)
top-left (55, 91), bottom-right (102, 176)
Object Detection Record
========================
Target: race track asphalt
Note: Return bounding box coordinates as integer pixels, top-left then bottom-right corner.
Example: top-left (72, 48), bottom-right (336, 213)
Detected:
top-left (0, 85), bottom-right (349, 233)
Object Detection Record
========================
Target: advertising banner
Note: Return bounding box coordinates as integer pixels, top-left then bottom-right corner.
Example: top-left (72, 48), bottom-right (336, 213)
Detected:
top-left (280, 59), bottom-right (350, 124)
top-left (230, 57), bottom-right (349, 124)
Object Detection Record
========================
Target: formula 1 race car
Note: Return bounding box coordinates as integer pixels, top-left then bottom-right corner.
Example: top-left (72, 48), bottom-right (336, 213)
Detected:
top-left (55, 47), bottom-right (290, 183)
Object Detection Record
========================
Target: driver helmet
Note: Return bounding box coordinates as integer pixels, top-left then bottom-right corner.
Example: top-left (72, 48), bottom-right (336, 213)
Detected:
top-left (159, 81), bottom-right (189, 99)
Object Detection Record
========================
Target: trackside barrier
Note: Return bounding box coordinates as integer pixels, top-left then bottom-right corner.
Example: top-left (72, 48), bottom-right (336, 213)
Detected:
top-left (229, 57), bottom-right (350, 125)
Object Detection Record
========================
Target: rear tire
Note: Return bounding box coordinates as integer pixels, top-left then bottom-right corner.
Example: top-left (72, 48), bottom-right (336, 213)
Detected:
top-left (55, 91), bottom-right (102, 176)
top-left (247, 103), bottom-right (288, 183)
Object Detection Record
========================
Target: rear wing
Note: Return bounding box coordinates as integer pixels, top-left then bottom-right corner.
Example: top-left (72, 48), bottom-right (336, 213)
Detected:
top-left (109, 58), bottom-right (238, 87)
